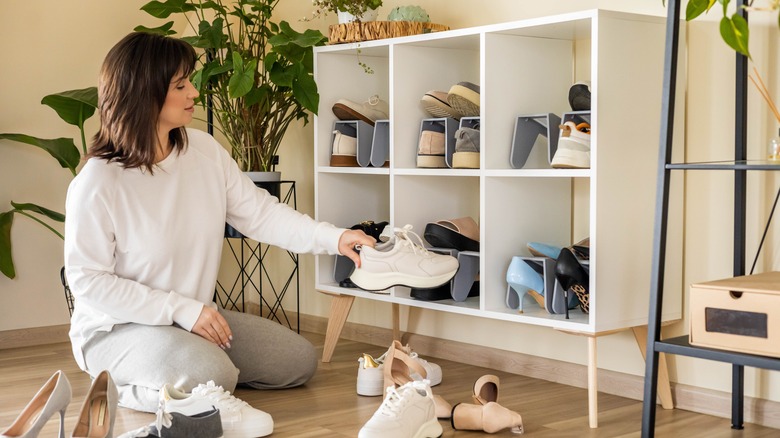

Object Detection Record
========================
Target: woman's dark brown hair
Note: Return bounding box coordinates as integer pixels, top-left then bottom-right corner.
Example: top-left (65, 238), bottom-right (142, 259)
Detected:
top-left (90, 32), bottom-right (196, 172)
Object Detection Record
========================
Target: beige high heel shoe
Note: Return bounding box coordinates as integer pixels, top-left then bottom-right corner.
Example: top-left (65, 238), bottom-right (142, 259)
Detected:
top-left (472, 374), bottom-right (499, 405)
top-left (1, 370), bottom-right (72, 438)
top-left (382, 340), bottom-right (428, 391)
top-left (382, 340), bottom-right (452, 419)
top-left (451, 401), bottom-right (524, 434)
top-left (71, 370), bottom-right (118, 438)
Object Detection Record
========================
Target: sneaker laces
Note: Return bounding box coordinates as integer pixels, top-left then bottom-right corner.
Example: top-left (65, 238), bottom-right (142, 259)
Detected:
top-left (154, 399), bottom-right (173, 432)
top-left (192, 381), bottom-right (247, 413)
top-left (376, 381), bottom-right (427, 418)
top-left (394, 225), bottom-right (430, 256)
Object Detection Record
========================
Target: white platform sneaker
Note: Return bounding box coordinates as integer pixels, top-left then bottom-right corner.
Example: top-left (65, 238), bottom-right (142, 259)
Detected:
top-left (551, 121), bottom-right (591, 169)
top-left (350, 225), bottom-right (459, 292)
top-left (358, 380), bottom-right (443, 438)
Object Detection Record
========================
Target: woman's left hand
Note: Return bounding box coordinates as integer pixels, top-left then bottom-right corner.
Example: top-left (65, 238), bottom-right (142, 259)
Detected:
top-left (338, 229), bottom-right (376, 268)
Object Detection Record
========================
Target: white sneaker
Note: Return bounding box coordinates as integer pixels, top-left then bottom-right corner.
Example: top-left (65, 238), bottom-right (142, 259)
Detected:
top-left (350, 225), bottom-right (459, 292)
top-left (191, 381), bottom-right (273, 438)
top-left (332, 95), bottom-right (389, 126)
top-left (358, 380), bottom-right (443, 438)
top-left (357, 354), bottom-right (385, 396)
top-left (119, 384), bottom-right (223, 438)
top-left (551, 121), bottom-right (591, 169)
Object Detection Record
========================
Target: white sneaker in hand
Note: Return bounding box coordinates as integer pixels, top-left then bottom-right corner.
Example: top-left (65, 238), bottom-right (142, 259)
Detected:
top-left (350, 225), bottom-right (458, 292)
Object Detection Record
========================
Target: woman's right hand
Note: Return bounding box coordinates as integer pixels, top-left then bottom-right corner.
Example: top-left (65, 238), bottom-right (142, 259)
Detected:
top-left (192, 306), bottom-right (233, 349)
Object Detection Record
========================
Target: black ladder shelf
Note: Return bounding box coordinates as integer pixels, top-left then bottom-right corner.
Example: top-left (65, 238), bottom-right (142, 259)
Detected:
top-left (641, 0), bottom-right (780, 436)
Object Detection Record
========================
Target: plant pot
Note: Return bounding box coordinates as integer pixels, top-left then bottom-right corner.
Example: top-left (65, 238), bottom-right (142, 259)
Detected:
top-left (225, 171), bottom-right (282, 238)
top-left (245, 171), bottom-right (282, 198)
top-left (337, 7), bottom-right (379, 24)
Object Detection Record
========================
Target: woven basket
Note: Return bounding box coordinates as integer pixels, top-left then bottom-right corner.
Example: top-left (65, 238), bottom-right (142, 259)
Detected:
top-left (328, 21), bottom-right (449, 44)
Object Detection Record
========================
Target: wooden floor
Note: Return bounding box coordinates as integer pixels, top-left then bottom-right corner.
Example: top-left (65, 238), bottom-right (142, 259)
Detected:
top-left (0, 331), bottom-right (777, 437)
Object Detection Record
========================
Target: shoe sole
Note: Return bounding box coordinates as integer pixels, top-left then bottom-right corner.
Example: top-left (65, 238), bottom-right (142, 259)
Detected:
top-left (413, 419), bottom-right (444, 438)
top-left (551, 146), bottom-right (590, 169)
top-left (357, 366), bottom-right (385, 396)
top-left (332, 103), bottom-right (376, 126)
top-left (423, 222), bottom-right (480, 252)
top-left (417, 154), bottom-right (447, 168)
top-left (330, 154), bottom-right (359, 167)
top-left (349, 269), bottom-right (457, 292)
top-left (447, 85), bottom-right (480, 117)
top-left (452, 151), bottom-right (479, 169)
top-left (421, 93), bottom-right (461, 120)
top-left (222, 425), bottom-right (273, 438)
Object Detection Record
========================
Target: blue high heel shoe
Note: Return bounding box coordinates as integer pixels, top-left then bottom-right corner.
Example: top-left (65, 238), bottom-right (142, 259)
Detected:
top-left (505, 257), bottom-right (545, 312)
top-left (526, 242), bottom-right (563, 259)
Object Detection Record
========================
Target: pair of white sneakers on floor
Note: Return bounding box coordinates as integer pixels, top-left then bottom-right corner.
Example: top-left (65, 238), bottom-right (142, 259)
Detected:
top-left (349, 224), bottom-right (459, 293)
top-left (119, 381), bottom-right (272, 438)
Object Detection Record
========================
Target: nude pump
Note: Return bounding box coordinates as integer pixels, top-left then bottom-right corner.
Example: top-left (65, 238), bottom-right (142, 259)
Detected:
top-left (472, 374), bottom-right (499, 405)
top-left (71, 370), bottom-right (118, 438)
top-left (451, 401), bottom-right (524, 434)
top-left (1, 370), bottom-right (72, 438)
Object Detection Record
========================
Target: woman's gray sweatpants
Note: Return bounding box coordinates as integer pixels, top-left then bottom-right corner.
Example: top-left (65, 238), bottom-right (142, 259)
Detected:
top-left (81, 308), bottom-right (318, 412)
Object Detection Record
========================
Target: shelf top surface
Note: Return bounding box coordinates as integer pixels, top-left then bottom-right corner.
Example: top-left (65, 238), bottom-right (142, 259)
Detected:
top-left (315, 9), bottom-right (665, 54)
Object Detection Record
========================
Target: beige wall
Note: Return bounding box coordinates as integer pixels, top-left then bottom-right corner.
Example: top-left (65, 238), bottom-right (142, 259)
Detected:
top-left (2, 0), bottom-right (780, 406)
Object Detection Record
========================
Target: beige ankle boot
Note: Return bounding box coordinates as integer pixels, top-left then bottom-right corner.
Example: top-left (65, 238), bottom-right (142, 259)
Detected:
top-left (451, 401), bottom-right (524, 434)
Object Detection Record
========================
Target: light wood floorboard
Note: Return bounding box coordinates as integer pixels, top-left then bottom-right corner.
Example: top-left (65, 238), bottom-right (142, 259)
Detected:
top-left (0, 332), bottom-right (777, 437)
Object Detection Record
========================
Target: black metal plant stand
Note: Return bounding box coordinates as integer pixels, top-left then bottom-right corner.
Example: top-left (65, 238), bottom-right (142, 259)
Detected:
top-left (641, 1), bottom-right (780, 436)
top-left (214, 181), bottom-right (300, 333)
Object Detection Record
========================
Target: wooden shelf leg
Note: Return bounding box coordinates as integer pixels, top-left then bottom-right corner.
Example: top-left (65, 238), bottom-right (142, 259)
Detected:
top-left (392, 303), bottom-right (401, 341)
top-left (632, 325), bottom-right (674, 410)
top-left (588, 336), bottom-right (598, 428)
top-left (320, 293), bottom-right (355, 363)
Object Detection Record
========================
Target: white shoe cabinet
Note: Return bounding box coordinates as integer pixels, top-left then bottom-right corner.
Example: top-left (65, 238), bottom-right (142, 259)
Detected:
top-left (313, 9), bottom-right (684, 427)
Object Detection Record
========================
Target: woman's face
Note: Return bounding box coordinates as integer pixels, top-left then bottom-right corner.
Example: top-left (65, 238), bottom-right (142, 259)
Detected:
top-left (159, 71), bottom-right (199, 133)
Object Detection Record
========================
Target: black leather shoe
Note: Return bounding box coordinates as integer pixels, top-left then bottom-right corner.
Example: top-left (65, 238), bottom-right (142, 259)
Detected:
top-left (554, 248), bottom-right (589, 316)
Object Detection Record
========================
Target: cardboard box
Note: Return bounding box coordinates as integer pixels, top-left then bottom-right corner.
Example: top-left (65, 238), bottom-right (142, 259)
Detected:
top-left (689, 271), bottom-right (780, 357)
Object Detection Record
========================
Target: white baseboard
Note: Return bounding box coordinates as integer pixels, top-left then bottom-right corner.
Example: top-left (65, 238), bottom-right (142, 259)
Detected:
top-left (3, 313), bottom-right (779, 429)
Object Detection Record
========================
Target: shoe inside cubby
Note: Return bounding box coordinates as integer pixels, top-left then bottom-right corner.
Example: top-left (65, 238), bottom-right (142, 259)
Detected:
top-left (333, 120), bottom-right (374, 167)
top-left (418, 118), bottom-right (459, 168)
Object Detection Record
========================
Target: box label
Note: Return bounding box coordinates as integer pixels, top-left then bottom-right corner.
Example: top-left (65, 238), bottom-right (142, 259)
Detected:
top-left (705, 307), bottom-right (768, 338)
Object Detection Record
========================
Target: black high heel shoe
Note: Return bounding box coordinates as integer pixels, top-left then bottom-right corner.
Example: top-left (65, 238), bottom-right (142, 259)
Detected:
top-left (554, 248), bottom-right (589, 319)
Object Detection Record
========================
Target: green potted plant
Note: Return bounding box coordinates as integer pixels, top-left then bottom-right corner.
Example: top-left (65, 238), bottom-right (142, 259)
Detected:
top-left (136, 0), bottom-right (327, 178)
top-left (0, 88), bottom-right (98, 279)
top-left (680, 0), bottom-right (779, 59)
top-left (310, 0), bottom-right (383, 23)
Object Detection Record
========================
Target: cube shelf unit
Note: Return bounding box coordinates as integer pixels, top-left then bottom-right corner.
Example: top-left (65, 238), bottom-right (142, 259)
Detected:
top-left (313, 9), bottom-right (683, 427)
